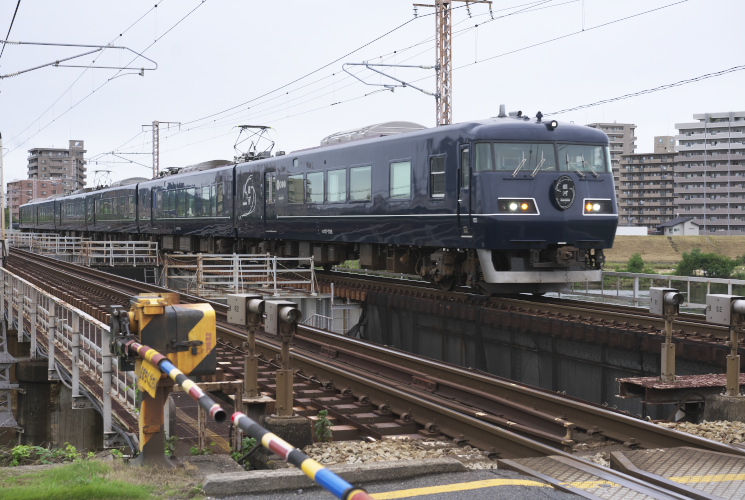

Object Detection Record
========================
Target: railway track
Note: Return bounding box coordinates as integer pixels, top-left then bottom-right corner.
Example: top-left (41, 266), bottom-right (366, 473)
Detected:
top-left (7, 248), bottom-right (745, 498)
top-left (319, 269), bottom-right (737, 346)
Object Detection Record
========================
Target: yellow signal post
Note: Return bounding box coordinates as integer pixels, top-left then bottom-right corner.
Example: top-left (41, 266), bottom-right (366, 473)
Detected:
top-left (111, 293), bottom-right (217, 467)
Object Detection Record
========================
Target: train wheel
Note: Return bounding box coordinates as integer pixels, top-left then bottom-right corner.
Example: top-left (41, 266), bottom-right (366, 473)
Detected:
top-left (437, 277), bottom-right (456, 291)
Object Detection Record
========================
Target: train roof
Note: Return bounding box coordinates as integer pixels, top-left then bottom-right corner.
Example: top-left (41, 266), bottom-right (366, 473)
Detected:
top-left (293, 116), bottom-right (609, 158)
top-left (320, 121), bottom-right (427, 146)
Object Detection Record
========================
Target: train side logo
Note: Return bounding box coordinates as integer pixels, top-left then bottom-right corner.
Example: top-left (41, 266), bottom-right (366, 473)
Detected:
top-left (240, 175), bottom-right (257, 218)
top-left (553, 175), bottom-right (575, 210)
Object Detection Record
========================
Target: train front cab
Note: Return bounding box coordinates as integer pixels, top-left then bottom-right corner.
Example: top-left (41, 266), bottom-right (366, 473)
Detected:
top-left (467, 131), bottom-right (618, 294)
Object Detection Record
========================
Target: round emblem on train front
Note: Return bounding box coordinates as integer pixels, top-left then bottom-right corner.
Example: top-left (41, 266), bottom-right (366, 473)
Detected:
top-left (553, 175), bottom-right (576, 210)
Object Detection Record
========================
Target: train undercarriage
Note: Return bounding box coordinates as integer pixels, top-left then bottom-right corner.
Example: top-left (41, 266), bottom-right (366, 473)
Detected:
top-left (55, 230), bottom-right (605, 295)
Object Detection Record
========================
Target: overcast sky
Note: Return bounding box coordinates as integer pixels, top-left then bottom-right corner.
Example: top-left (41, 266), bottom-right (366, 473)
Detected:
top-left (1, 0), bottom-right (743, 186)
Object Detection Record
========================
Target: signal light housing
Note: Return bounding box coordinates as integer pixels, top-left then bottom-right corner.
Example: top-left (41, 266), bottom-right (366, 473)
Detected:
top-left (498, 198), bottom-right (539, 214)
top-left (583, 198), bottom-right (614, 215)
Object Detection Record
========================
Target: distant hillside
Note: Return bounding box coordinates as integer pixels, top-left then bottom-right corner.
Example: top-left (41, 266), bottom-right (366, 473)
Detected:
top-left (605, 235), bottom-right (745, 265)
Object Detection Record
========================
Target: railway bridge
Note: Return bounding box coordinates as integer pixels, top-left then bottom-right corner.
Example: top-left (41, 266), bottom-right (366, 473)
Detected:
top-left (4, 240), bottom-right (745, 499)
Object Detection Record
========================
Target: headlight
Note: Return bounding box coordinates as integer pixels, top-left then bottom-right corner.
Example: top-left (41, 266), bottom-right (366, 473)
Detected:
top-left (583, 199), bottom-right (613, 215)
top-left (498, 198), bottom-right (538, 214)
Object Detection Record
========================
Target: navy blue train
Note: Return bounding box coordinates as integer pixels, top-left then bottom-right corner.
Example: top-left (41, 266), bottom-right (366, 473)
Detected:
top-left (20, 112), bottom-right (618, 294)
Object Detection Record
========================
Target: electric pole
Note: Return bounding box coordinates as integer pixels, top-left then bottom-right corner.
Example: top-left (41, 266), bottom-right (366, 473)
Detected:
top-left (142, 121), bottom-right (180, 178)
top-left (415, 0), bottom-right (492, 126)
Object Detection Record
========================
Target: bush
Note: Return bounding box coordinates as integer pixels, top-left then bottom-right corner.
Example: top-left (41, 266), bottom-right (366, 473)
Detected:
top-left (314, 410), bottom-right (333, 443)
top-left (675, 248), bottom-right (739, 278)
top-left (1, 443), bottom-right (81, 467)
top-left (626, 253), bottom-right (645, 273)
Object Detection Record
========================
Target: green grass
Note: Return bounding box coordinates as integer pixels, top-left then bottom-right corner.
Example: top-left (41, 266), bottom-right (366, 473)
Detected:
top-left (0, 461), bottom-right (151, 500)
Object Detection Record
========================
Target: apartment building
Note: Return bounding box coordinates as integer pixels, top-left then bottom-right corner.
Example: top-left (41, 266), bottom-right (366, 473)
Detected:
top-left (674, 111), bottom-right (745, 235)
top-left (27, 140), bottom-right (87, 194)
top-left (7, 178), bottom-right (64, 222)
top-left (586, 122), bottom-right (637, 203)
top-left (618, 137), bottom-right (677, 229)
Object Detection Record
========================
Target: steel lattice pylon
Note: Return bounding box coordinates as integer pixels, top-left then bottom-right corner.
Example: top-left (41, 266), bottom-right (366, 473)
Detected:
top-left (435, 0), bottom-right (453, 126)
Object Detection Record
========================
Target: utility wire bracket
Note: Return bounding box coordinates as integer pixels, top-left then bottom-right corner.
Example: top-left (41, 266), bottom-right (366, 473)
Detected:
top-left (0, 40), bottom-right (158, 79)
top-left (343, 62), bottom-right (438, 97)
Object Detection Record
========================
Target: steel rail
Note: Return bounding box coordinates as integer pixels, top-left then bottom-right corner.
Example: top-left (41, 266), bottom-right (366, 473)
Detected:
top-left (8, 248), bottom-right (745, 459)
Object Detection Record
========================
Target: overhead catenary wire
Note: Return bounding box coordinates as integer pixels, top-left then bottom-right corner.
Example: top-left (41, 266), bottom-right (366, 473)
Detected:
top-left (4, 0), bottom-right (206, 156)
top-left (0, 0), bottom-right (21, 61)
top-left (545, 65), bottom-right (745, 116)
top-left (113, 0), bottom-right (571, 156)
top-left (5, 1), bottom-right (165, 148)
top-left (119, 0), bottom-right (703, 160)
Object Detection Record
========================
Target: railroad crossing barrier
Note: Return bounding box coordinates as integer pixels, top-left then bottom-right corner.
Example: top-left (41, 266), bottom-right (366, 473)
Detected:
top-left (117, 337), bottom-right (372, 500)
top-left (0, 266), bottom-right (138, 448)
top-left (163, 253), bottom-right (316, 298)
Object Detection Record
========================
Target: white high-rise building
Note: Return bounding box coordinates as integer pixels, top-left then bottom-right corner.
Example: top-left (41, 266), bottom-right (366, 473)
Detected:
top-left (674, 111), bottom-right (745, 235)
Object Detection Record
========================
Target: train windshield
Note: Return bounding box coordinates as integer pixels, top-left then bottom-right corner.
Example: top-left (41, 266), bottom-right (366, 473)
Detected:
top-left (474, 142), bottom-right (610, 175)
top-left (475, 143), bottom-right (557, 173)
top-left (557, 144), bottom-right (610, 174)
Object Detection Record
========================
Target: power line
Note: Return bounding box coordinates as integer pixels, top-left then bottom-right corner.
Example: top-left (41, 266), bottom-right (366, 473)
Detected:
top-left (5, 1), bottom-right (166, 147)
top-left (130, 0), bottom-right (688, 154)
top-left (419, 0), bottom-right (692, 79)
top-left (545, 65), bottom-right (745, 116)
top-left (5, 0), bottom-right (206, 157)
top-left (181, 14), bottom-right (428, 128)
top-left (0, 0), bottom-right (21, 61)
top-left (118, 0), bottom-right (563, 153)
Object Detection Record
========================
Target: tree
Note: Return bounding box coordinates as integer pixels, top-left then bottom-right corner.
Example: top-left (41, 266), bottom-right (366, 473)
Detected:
top-left (626, 253), bottom-right (645, 273)
top-left (675, 248), bottom-right (739, 278)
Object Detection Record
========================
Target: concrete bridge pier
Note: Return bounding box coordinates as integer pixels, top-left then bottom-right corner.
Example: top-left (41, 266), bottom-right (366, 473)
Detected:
top-left (15, 359), bottom-right (103, 450)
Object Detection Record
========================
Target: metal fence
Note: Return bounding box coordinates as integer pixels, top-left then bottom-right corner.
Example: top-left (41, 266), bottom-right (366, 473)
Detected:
top-left (1, 267), bottom-right (138, 448)
top-left (7, 233), bottom-right (159, 267)
top-left (163, 253), bottom-right (317, 299)
top-left (82, 241), bottom-right (159, 267)
top-left (571, 271), bottom-right (745, 310)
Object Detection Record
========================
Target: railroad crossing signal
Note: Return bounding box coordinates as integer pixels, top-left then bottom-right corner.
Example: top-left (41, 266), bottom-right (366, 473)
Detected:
top-left (227, 295), bottom-right (302, 418)
top-left (649, 287), bottom-right (684, 383)
top-left (706, 294), bottom-right (745, 397)
top-left (110, 294), bottom-right (217, 467)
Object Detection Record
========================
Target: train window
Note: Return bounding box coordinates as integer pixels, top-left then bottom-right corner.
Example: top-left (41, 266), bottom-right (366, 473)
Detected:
top-left (186, 188), bottom-right (196, 216)
top-left (306, 172), bottom-right (324, 203)
top-left (265, 174), bottom-right (276, 204)
top-left (390, 161), bottom-right (411, 200)
top-left (288, 174), bottom-right (305, 203)
top-left (490, 143), bottom-right (556, 173)
top-left (430, 156), bottom-right (446, 198)
top-left (216, 184), bottom-right (224, 214)
top-left (140, 190), bottom-right (150, 220)
top-left (293, 158), bottom-right (299, 168)
top-left (461, 147), bottom-right (470, 189)
top-left (350, 166), bottom-right (371, 202)
top-left (557, 144), bottom-right (609, 173)
top-left (475, 143), bottom-right (493, 171)
top-left (198, 186), bottom-right (210, 216)
top-left (327, 169), bottom-right (347, 203)
top-left (176, 190), bottom-right (186, 216)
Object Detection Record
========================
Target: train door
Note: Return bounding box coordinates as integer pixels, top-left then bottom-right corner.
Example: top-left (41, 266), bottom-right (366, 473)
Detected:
top-left (264, 171), bottom-right (277, 233)
top-left (457, 145), bottom-right (472, 236)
